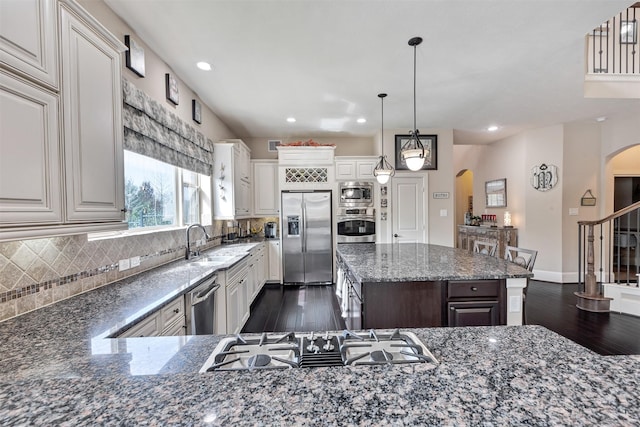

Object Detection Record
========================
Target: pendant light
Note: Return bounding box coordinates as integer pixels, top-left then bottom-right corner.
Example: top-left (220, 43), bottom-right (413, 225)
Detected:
top-left (373, 93), bottom-right (395, 184)
top-left (401, 36), bottom-right (429, 172)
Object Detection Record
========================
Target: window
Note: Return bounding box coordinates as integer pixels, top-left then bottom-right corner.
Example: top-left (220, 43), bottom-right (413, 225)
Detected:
top-left (124, 150), bottom-right (209, 230)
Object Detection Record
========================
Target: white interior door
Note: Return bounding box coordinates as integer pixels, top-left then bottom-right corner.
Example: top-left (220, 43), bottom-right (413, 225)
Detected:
top-left (391, 175), bottom-right (426, 243)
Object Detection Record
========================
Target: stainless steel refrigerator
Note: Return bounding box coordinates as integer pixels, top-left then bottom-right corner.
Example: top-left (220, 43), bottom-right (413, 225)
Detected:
top-left (281, 191), bottom-right (333, 285)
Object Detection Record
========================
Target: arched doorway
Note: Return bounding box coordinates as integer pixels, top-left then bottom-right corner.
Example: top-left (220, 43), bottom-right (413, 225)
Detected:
top-left (455, 169), bottom-right (473, 247)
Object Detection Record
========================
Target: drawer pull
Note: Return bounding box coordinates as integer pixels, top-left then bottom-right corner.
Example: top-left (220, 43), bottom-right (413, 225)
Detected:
top-left (173, 308), bottom-right (180, 314)
top-left (471, 287), bottom-right (478, 291)
top-left (450, 306), bottom-right (455, 311)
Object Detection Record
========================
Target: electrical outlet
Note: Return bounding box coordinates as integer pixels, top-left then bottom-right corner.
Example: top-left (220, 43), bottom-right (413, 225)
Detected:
top-left (130, 256), bottom-right (141, 267)
top-left (118, 258), bottom-right (130, 271)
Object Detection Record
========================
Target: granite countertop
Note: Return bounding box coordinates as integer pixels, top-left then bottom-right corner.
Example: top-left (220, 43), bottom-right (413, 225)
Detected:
top-left (0, 242), bottom-right (638, 425)
top-left (337, 243), bottom-right (533, 282)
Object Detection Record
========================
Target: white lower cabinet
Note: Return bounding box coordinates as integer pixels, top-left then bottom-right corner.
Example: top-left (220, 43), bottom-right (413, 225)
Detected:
top-left (268, 240), bottom-right (282, 283)
top-left (225, 258), bottom-right (249, 334)
top-left (116, 295), bottom-right (186, 338)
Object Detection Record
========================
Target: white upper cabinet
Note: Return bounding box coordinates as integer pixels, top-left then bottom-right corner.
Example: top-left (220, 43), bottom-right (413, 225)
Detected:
top-left (0, 0), bottom-right (59, 90)
top-left (0, 71), bottom-right (62, 225)
top-left (252, 160), bottom-right (279, 216)
top-left (0, 0), bottom-right (126, 241)
top-left (59, 0), bottom-right (125, 223)
top-left (335, 156), bottom-right (378, 181)
top-left (213, 140), bottom-right (252, 219)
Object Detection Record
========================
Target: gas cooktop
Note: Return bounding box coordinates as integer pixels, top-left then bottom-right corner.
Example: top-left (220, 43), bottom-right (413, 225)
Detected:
top-left (199, 329), bottom-right (438, 372)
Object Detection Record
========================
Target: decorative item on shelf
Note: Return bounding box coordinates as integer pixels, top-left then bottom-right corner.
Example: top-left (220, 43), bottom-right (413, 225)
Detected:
top-left (581, 189), bottom-right (597, 206)
top-left (399, 36), bottom-right (432, 172)
top-left (124, 35), bottom-right (145, 77)
top-left (192, 99), bottom-right (202, 124)
top-left (280, 139), bottom-right (335, 147)
top-left (531, 163), bottom-right (558, 192)
top-left (373, 93), bottom-right (395, 184)
top-left (504, 211), bottom-right (512, 228)
top-left (165, 73), bottom-right (179, 105)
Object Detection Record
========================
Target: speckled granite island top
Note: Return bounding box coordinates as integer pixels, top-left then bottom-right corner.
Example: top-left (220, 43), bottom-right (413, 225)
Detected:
top-left (337, 243), bottom-right (533, 282)
top-left (0, 244), bottom-right (638, 425)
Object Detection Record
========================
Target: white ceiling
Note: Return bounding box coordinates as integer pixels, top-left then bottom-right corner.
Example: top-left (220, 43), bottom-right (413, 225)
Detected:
top-left (104, 0), bottom-right (639, 144)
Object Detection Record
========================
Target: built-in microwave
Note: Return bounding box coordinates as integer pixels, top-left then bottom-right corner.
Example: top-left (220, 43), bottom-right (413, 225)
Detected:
top-left (338, 182), bottom-right (373, 207)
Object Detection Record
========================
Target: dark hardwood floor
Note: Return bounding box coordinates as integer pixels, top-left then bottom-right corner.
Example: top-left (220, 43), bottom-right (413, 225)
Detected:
top-left (526, 280), bottom-right (640, 355)
top-left (242, 284), bottom-right (346, 333)
top-left (243, 280), bottom-right (640, 356)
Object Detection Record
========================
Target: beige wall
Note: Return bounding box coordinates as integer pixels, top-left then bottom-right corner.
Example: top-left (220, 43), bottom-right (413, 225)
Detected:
top-left (523, 125), bottom-right (564, 280)
top-left (78, 0), bottom-right (236, 142)
top-left (562, 122), bottom-right (602, 281)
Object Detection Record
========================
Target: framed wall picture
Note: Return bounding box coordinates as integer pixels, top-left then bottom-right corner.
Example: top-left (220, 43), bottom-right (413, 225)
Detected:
top-left (394, 134), bottom-right (437, 170)
top-left (124, 35), bottom-right (145, 77)
top-left (620, 20), bottom-right (637, 44)
top-left (485, 178), bottom-right (507, 208)
top-left (165, 73), bottom-right (179, 105)
top-left (192, 99), bottom-right (202, 124)
top-left (268, 140), bottom-right (282, 152)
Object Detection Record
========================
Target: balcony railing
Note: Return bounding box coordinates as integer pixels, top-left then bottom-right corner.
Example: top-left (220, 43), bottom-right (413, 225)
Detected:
top-left (576, 201), bottom-right (640, 312)
top-left (587, 4), bottom-right (639, 75)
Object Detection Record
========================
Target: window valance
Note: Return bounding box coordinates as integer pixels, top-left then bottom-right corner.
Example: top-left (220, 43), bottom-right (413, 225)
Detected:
top-left (122, 79), bottom-right (213, 175)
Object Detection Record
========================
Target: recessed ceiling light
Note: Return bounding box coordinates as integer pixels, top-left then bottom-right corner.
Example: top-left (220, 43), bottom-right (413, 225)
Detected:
top-left (196, 61), bottom-right (212, 71)
top-left (357, 118), bottom-right (366, 124)
top-left (286, 117), bottom-right (296, 123)
top-left (596, 116), bottom-right (607, 122)
top-left (487, 125), bottom-right (499, 132)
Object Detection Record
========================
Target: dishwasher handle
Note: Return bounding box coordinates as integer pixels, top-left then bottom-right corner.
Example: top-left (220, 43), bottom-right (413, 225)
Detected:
top-left (192, 283), bottom-right (219, 306)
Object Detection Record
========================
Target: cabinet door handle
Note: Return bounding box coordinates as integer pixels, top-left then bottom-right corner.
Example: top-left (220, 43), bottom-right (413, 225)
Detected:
top-left (471, 286), bottom-right (478, 291)
top-left (173, 308), bottom-right (180, 314)
top-left (450, 306), bottom-right (455, 311)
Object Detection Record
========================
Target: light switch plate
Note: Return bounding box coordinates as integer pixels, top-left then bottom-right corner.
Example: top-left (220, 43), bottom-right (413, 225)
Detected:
top-left (130, 256), bottom-right (141, 267)
top-left (569, 208), bottom-right (579, 216)
top-left (440, 209), bottom-right (447, 217)
top-left (118, 259), bottom-right (130, 271)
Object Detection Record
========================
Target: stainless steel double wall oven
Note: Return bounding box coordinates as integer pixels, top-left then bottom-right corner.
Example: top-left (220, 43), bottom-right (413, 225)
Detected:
top-left (337, 182), bottom-right (375, 243)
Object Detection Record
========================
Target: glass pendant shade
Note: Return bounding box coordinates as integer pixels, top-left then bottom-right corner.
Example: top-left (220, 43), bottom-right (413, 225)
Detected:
top-left (373, 155), bottom-right (394, 184)
top-left (403, 149), bottom-right (425, 171)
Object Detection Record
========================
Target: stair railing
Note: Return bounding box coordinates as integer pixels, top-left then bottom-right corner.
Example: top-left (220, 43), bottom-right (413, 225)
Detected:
top-left (587, 4), bottom-right (639, 75)
top-left (577, 201), bottom-right (640, 311)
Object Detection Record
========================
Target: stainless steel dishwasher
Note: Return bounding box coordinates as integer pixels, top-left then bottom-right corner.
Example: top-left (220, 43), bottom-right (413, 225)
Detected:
top-left (186, 275), bottom-right (219, 335)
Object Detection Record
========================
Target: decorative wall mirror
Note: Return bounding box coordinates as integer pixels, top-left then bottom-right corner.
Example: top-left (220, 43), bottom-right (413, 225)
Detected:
top-left (485, 178), bottom-right (507, 208)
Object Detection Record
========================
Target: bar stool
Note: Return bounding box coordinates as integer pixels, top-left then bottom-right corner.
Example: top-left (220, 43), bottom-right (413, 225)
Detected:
top-left (505, 246), bottom-right (538, 324)
top-left (473, 240), bottom-right (497, 256)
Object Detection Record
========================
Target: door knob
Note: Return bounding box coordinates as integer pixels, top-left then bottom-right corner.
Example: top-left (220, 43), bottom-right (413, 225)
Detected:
top-left (393, 234), bottom-right (399, 238)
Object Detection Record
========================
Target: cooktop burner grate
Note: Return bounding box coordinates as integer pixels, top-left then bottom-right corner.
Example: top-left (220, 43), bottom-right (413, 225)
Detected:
top-left (200, 329), bottom-right (438, 372)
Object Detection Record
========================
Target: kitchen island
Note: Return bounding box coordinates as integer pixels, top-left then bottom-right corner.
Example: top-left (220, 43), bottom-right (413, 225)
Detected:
top-left (0, 243), bottom-right (638, 425)
top-left (336, 243), bottom-right (533, 329)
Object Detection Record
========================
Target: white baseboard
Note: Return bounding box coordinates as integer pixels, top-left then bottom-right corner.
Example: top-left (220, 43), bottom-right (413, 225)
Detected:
top-left (604, 283), bottom-right (640, 316)
top-left (531, 269), bottom-right (565, 283)
top-left (531, 270), bottom-right (619, 284)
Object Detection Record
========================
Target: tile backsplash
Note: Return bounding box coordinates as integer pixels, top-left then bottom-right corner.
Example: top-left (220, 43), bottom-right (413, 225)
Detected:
top-left (0, 222), bottom-right (226, 322)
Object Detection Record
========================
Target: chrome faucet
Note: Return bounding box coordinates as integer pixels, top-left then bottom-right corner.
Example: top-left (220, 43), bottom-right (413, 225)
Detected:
top-left (185, 223), bottom-right (210, 260)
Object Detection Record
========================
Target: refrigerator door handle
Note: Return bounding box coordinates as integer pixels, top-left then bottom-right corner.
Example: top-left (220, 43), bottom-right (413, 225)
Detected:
top-left (301, 200), bottom-right (307, 253)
